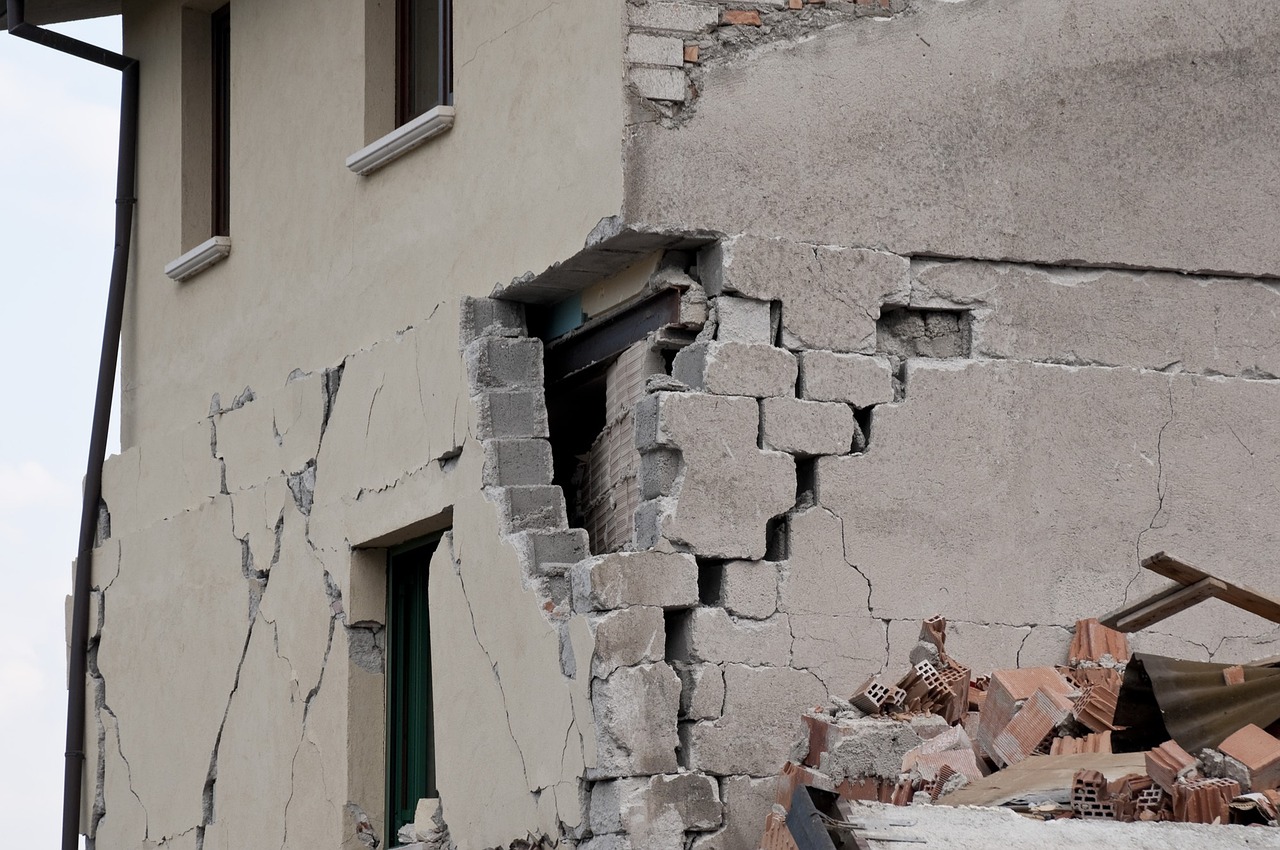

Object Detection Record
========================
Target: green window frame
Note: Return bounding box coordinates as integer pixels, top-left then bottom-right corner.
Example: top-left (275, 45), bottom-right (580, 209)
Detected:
top-left (386, 533), bottom-right (441, 840)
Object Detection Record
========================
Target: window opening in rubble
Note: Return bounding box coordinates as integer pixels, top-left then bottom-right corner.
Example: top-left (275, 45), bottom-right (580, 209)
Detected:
top-left (539, 288), bottom-right (684, 554)
top-left (698, 560), bottom-right (725, 606)
top-left (386, 532), bottom-right (443, 840)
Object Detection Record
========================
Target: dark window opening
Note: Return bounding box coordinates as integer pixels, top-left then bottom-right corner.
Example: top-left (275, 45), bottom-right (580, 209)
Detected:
top-left (396, 0), bottom-right (453, 126)
top-left (386, 534), bottom-right (441, 840)
top-left (210, 4), bottom-right (231, 237)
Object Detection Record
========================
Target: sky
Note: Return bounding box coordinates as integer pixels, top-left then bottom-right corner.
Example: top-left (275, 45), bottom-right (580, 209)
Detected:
top-left (0, 14), bottom-right (124, 844)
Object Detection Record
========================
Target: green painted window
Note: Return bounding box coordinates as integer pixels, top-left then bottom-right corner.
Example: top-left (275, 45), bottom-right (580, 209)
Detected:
top-left (386, 534), bottom-right (441, 840)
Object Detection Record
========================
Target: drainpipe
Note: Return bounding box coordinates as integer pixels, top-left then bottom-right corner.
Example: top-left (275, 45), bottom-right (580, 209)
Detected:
top-left (4, 3), bottom-right (139, 849)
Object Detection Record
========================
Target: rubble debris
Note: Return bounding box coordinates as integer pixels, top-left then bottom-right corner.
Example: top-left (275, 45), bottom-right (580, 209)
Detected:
top-left (759, 600), bottom-right (1280, 846)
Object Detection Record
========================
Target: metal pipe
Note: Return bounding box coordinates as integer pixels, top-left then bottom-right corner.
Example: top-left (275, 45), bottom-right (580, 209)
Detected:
top-left (4, 3), bottom-right (138, 848)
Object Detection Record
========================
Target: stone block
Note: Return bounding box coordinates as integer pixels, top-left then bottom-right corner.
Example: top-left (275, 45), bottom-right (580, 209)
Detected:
top-left (481, 438), bottom-right (553, 486)
top-left (508, 528), bottom-right (591, 577)
top-left (669, 607), bottom-right (791, 666)
top-left (699, 237), bottom-right (910, 352)
top-left (789, 614), bottom-right (887, 699)
top-left (715, 295), bottom-right (773, 344)
top-left (473, 390), bottom-right (550, 439)
top-left (678, 663), bottom-right (725, 720)
top-left (760, 397), bottom-right (856, 456)
top-left (636, 392), bottom-right (795, 559)
top-left (458, 295), bottom-right (526, 347)
top-left (798, 350), bottom-right (895, 407)
top-left (682, 665), bottom-right (826, 776)
top-left (590, 606), bottom-right (666, 679)
top-left (672, 341), bottom-right (797, 398)
top-left (590, 773), bottom-right (722, 838)
top-left (721, 560), bottom-right (778, 619)
top-left (629, 2), bottom-right (721, 33)
top-left (691, 776), bottom-right (777, 850)
top-left (592, 663), bottom-right (682, 777)
top-left (492, 485), bottom-right (567, 532)
top-left (572, 550), bottom-right (699, 611)
top-left (628, 33), bottom-right (685, 67)
top-left (464, 337), bottom-right (544, 390)
top-left (629, 67), bottom-right (688, 102)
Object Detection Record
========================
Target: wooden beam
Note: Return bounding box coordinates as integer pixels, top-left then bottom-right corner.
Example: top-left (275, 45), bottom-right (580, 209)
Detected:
top-left (1103, 577), bottom-right (1226, 632)
top-left (1142, 552), bottom-right (1280, 626)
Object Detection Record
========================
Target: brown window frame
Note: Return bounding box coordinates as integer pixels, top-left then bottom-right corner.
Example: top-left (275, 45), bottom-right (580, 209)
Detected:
top-left (395, 0), bottom-right (453, 127)
top-left (210, 4), bottom-right (231, 237)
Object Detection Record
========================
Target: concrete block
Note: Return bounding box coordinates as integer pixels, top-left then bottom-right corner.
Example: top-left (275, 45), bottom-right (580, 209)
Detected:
top-left (715, 295), bottom-right (773, 344)
top-left (590, 773), bottom-right (722, 839)
top-left (760, 397), bottom-right (856, 456)
top-left (464, 337), bottom-right (544, 390)
top-left (592, 663), bottom-right (682, 777)
top-left (690, 776), bottom-right (777, 850)
top-left (638, 447), bottom-right (681, 499)
top-left (682, 665), bottom-right (827, 776)
top-left (721, 560), bottom-right (778, 619)
top-left (778, 507), bottom-right (871, 616)
top-left (628, 33), bottom-right (685, 67)
top-left (590, 606), bottom-right (666, 679)
top-left (481, 438), bottom-right (553, 486)
top-left (699, 237), bottom-right (909, 352)
top-left (915, 259), bottom-right (1280, 377)
top-left (672, 341), bottom-right (797, 398)
top-left (458, 295), bottom-right (525, 347)
top-left (798, 350), bottom-right (895, 407)
top-left (572, 550), bottom-right (699, 611)
top-left (508, 528), bottom-right (591, 577)
top-left (637, 393), bottom-right (795, 560)
top-left (629, 2), bottom-right (721, 33)
top-left (473, 390), bottom-right (550, 439)
top-left (669, 607), bottom-right (791, 666)
top-left (817, 716), bottom-right (924, 782)
top-left (492, 485), bottom-right (567, 532)
top-left (629, 67), bottom-right (687, 102)
top-left (678, 663), bottom-right (726, 720)
top-left (790, 614), bottom-right (888, 699)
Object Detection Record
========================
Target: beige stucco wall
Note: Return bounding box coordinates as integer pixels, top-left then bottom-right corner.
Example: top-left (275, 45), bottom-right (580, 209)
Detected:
top-left (120, 0), bottom-right (624, 446)
top-left (87, 0), bottom-right (625, 847)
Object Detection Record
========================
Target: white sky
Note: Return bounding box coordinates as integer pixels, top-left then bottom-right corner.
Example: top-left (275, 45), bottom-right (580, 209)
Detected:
top-left (0, 15), bottom-right (123, 843)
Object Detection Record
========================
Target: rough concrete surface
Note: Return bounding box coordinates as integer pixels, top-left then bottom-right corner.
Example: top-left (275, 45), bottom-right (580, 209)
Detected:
top-left (626, 0), bottom-right (1280, 276)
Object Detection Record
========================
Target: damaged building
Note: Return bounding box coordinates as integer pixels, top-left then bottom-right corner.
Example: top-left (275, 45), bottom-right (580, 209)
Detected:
top-left (10, 0), bottom-right (1280, 848)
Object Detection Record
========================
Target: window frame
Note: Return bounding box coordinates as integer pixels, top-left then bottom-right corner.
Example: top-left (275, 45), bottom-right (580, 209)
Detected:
top-left (210, 3), bottom-right (231, 237)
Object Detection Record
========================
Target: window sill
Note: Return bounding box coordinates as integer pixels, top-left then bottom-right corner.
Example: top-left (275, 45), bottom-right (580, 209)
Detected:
top-left (346, 105), bottom-right (456, 176)
top-left (164, 236), bottom-right (232, 282)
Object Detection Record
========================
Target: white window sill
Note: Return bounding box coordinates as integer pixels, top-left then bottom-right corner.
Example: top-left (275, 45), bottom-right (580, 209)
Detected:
top-left (346, 105), bottom-right (456, 176)
top-left (164, 236), bottom-right (232, 282)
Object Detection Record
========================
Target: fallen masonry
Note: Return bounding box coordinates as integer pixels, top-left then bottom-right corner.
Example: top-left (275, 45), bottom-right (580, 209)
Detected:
top-left (759, 556), bottom-right (1280, 848)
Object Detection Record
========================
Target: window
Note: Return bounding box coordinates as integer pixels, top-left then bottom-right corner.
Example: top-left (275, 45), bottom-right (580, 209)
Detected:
top-left (396, 0), bottom-right (453, 126)
top-left (164, 2), bottom-right (233, 280)
top-left (210, 4), bottom-right (230, 237)
top-left (346, 0), bottom-right (455, 174)
top-left (386, 534), bottom-right (440, 840)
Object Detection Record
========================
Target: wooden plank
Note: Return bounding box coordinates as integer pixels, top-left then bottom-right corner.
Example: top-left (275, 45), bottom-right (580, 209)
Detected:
top-left (1100, 580), bottom-right (1198, 631)
top-left (937, 753), bottom-right (1147, 807)
top-left (1106, 577), bottom-right (1225, 633)
top-left (1143, 552), bottom-right (1280, 626)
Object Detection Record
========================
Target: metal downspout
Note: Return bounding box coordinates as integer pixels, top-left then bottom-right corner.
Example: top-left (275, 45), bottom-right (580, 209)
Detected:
top-left (4, 3), bottom-right (139, 848)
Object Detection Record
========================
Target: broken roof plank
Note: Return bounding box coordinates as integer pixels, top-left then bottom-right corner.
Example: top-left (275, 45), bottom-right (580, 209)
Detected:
top-left (937, 753), bottom-right (1148, 807)
top-left (1099, 552), bottom-right (1280, 632)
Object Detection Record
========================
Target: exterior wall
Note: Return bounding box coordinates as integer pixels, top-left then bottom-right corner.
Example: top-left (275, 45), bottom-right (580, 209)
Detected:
top-left (563, 1), bottom-right (1280, 847)
top-left (87, 0), bottom-right (625, 848)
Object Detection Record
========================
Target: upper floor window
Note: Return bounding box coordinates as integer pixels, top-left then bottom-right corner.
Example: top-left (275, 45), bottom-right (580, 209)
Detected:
top-left (396, 0), bottom-right (453, 126)
top-left (211, 3), bottom-right (231, 236)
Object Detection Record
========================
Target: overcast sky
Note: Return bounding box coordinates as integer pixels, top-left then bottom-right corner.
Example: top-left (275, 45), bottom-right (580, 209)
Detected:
top-left (0, 15), bottom-right (123, 843)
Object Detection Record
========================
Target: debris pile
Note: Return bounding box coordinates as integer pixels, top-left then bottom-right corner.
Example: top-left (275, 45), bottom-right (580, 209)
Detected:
top-left (762, 553), bottom-right (1280, 847)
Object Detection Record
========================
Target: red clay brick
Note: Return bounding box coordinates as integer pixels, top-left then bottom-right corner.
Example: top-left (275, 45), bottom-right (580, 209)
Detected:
top-left (722, 9), bottom-right (762, 26)
top-left (1218, 723), bottom-right (1280, 790)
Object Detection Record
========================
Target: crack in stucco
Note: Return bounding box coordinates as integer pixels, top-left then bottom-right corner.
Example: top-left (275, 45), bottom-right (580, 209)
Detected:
top-left (1124, 379), bottom-right (1175, 606)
